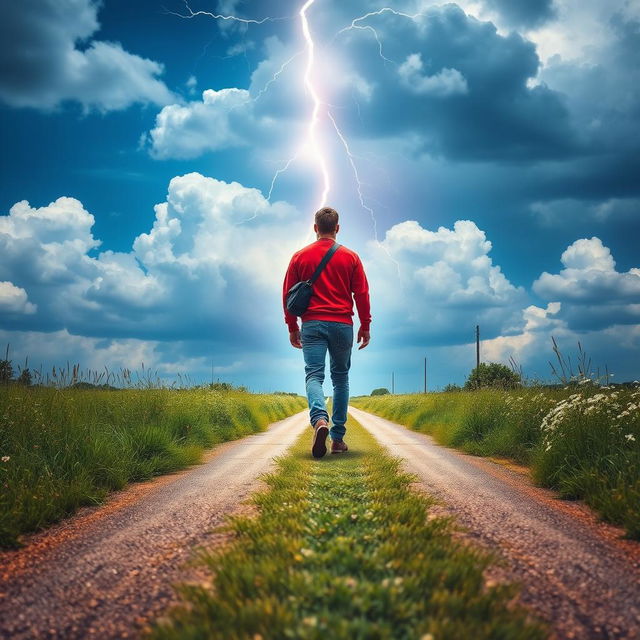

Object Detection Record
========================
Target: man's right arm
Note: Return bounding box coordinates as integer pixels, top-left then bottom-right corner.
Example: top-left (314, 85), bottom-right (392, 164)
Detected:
top-left (352, 255), bottom-right (371, 349)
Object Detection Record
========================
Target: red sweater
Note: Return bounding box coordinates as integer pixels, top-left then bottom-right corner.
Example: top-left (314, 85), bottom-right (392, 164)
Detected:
top-left (282, 238), bottom-right (371, 332)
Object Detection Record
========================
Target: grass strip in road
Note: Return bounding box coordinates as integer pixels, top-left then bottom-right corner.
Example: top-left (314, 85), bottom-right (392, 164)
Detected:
top-left (149, 417), bottom-right (545, 639)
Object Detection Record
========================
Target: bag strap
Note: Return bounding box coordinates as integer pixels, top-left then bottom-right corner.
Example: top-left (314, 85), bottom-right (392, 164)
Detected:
top-left (309, 243), bottom-right (341, 284)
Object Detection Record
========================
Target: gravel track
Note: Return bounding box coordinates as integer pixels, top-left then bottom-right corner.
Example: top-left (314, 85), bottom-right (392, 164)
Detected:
top-left (0, 411), bottom-right (309, 639)
top-left (350, 405), bottom-right (640, 639)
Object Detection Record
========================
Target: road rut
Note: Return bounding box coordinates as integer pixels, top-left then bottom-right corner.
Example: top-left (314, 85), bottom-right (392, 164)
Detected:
top-left (350, 405), bottom-right (640, 640)
top-left (0, 411), bottom-right (309, 639)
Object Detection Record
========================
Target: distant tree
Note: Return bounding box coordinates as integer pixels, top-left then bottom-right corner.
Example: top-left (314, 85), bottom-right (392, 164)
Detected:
top-left (371, 387), bottom-right (390, 396)
top-left (209, 381), bottom-right (237, 392)
top-left (65, 381), bottom-right (118, 391)
top-left (0, 360), bottom-right (12, 385)
top-left (442, 383), bottom-right (462, 392)
top-left (71, 381), bottom-right (97, 390)
top-left (465, 363), bottom-right (521, 390)
top-left (17, 368), bottom-right (32, 386)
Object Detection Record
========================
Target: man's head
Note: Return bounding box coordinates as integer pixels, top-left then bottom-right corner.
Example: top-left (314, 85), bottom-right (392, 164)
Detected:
top-left (314, 206), bottom-right (340, 237)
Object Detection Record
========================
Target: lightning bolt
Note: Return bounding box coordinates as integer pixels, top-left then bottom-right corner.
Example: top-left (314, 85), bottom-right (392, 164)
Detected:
top-left (327, 110), bottom-right (378, 241)
top-left (335, 8), bottom-right (424, 65)
top-left (166, 1), bottom-right (287, 25)
top-left (250, 50), bottom-right (305, 103)
top-left (300, 0), bottom-right (331, 211)
top-left (171, 1), bottom-right (412, 272)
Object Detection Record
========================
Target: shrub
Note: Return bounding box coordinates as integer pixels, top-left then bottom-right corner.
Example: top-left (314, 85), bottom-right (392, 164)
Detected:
top-left (465, 362), bottom-right (521, 390)
top-left (371, 387), bottom-right (390, 396)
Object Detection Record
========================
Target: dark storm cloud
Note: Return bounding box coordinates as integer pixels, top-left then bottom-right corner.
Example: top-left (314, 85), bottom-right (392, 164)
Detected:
top-left (339, 4), bottom-right (576, 161)
top-left (0, 0), bottom-right (173, 110)
top-left (557, 305), bottom-right (640, 332)
top-left (485, 0), bottom-right (556, 29)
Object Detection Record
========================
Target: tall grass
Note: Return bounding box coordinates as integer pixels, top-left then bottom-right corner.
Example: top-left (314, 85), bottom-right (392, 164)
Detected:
top-left (353, 386), bottom-right (640, 538)
top-left (0, 386), bottom-right (305, 548)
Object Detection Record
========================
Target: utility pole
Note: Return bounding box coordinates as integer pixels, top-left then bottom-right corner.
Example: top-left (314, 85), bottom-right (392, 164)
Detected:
top-left (476, 325), bottom-right (480, 369)
top-left (424, 357), bottom-right (427, 393)
top-left (392, 371), bottom-right (395, 394)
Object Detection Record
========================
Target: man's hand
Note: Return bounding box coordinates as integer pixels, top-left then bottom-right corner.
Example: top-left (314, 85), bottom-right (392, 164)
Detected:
top-left (357, 328), bottom-right (370, 350)
top-left (289, 330), bottom-right (302, 349)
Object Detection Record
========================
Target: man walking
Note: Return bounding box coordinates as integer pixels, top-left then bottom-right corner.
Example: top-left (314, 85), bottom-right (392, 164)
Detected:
top-left (283, 207), bottom-right (371, 458)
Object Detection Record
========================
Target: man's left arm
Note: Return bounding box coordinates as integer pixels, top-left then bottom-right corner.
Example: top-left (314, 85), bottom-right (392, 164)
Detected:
top-left (282, 257), bottom-right (302, 349)
top-left (352, 256), bottom-right (371, 350)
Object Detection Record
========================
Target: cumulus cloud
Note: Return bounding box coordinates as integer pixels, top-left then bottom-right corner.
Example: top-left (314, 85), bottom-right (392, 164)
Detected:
top-left (0, 282), bottom-right (37, 315)
top-left (531, 0), bottom-right (639, 63)
top-left (146, 36), bottom-right (304, 160)
top-left (0, 0), bottom-right (174, 111)
top-left (148, 89), bottom-right (253, 159)
top-left (533, 237), bottom-right (640, 330)
top-left (539, 12), bottom-right (640, 155)
top-left (479, 301), bottom-right (563, 362)
top-left (335, 3), bottom-right (575, 161)
top-left (365, 219), bottom-right (528, 346)
top-left (534, 237), bottom-right (640, 302)
top-left (0, 173), bottom-right (307, 342)
top-left (398, 54), bottom-right (468, 97)
top-left (483, 0), bottom-right (556, 29)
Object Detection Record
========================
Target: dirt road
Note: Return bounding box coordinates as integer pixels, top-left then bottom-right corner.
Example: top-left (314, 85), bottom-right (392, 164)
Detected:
top-left (350, 405), bottom-right (640, 639)
top-left (0, 411), bottom-right (309, 639)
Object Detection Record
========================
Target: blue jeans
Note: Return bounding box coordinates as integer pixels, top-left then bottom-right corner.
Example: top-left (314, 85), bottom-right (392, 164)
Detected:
top-left (300, 320), bottom-right (353, 441)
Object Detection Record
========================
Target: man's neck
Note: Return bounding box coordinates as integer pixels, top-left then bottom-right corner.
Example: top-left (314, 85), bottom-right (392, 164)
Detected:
top-left (317, 234), bottom-right (336, 241)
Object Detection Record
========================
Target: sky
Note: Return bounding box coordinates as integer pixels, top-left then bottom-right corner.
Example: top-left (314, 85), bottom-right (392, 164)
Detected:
top-left (0, 0), bottom-right (639, 394)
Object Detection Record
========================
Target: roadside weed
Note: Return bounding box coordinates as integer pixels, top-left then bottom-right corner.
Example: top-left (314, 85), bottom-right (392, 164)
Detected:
top-left (353, 387), bottom-right (640, 538)
top-left (0, 387), bottom-right (305, 547)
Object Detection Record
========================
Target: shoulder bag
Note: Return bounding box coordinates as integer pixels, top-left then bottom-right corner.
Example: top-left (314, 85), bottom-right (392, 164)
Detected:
top-left (286, 243), bottom-right (341, 317)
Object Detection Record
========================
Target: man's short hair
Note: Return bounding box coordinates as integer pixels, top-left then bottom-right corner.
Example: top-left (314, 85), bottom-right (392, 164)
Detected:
top-left (315, 207), bottom-right (339, 234)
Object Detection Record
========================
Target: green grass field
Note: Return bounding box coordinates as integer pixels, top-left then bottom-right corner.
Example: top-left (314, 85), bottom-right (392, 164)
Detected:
top-left (149, 417), bottom-right (545, 640)
top-left (0, 386), bottom-right (305, 548)
top-left (352, 388), bottom-right (640, 538)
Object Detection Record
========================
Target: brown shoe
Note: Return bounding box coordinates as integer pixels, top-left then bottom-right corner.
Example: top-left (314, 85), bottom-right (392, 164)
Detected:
top-left (311, 419), bottom-right (329, 458)
top-left (331, 439), bottom-right (348, 454)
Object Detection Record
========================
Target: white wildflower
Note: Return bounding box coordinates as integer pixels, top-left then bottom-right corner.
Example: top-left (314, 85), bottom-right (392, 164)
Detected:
top-left (625, 434), bottom-right (636, 442)
top-left (1, 456), bottom-right (9, 462)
